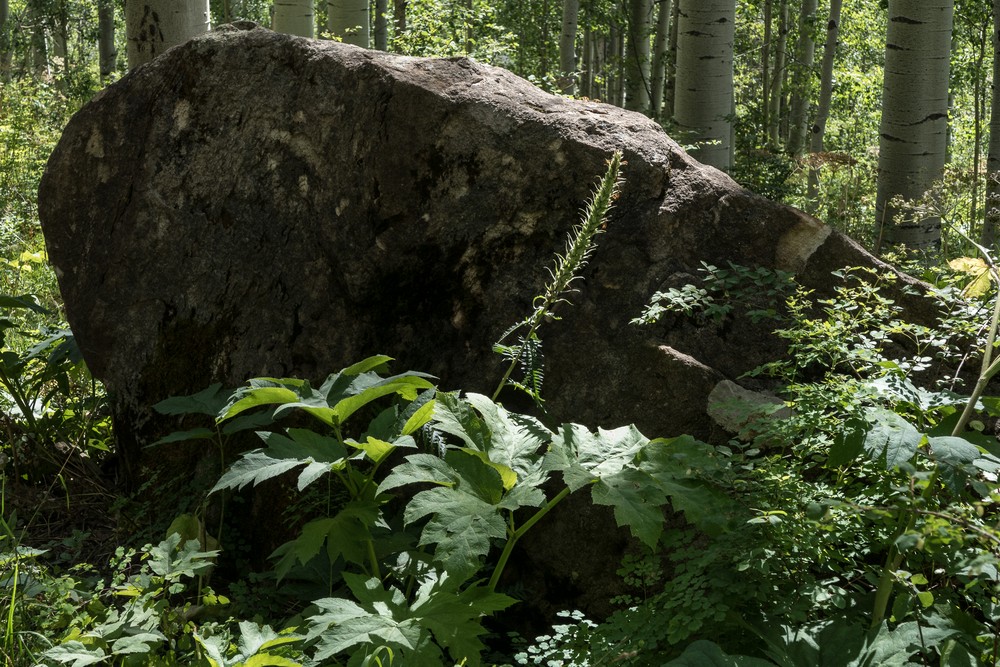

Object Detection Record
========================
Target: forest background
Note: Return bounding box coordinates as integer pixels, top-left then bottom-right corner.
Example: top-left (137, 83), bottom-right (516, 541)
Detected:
top-left (8, 0), bottom-right (1000, 665)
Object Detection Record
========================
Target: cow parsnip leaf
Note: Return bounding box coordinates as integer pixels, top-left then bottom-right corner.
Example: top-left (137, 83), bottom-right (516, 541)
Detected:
top-left (863, 407), bottom-right (922, 469)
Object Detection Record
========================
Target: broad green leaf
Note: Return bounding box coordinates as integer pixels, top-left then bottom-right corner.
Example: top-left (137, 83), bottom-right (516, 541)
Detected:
top-left (402, 398), bottom-right (436, 436)
top-left (378, 453), bottom-right (457, 493)
top-left (308, 576), bottom-right (425, 661)
top-left (267, 429), bottom-right (348, 463)
top-left (460, 394), bottom-right (551, 482)
top-left (927, 436), bottom-right (981, 466)
top-left (111, 632), bottom-right (165, 655)
top-left (237, 621), bottom-right (302, 658)
top-left (272, 500), bottom-right (379, 578)
top-left (591, 467), bottom-right (667, 547)
top-left (211, 449), bottom-right (306, 492)
top-left (342, 355), bottom-right (395, 376)
top-left (154, 383), bottom-right (228, 416)
top-left (546, 423), bottom-right (649, 491)
top-left (406, 485), bottom-right (507, 577)
top-left (40, 641), bottom-right (107, 667)
top-left (411, 576), bottom-right (516, 662)
top-left (863, 408), bottom-right (921, 469)
top-left (221, 386), bottom-right (300, 421)
top-left (828, 418), bottom-right (866, 468)
top-left (332, 378), bottom-right (437, 424)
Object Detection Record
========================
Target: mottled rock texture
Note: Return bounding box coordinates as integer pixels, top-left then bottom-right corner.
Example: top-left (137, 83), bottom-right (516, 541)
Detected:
top-left (38, 23), bottom-right (931, 619)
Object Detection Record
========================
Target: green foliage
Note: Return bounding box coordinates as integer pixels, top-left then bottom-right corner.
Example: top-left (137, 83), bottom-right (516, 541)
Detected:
top-left (120, 355), bottom-right (728, 665)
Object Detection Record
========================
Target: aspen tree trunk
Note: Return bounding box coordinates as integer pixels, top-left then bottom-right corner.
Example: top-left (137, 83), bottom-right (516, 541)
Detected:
top-left (393, 0), bottom-right (406, 38)
top-left (608, 21), bottom-right (623, 106)
top-left (98, 0), bottom-right (116, 77)
top-left (329, 0), bottom-right (369, 47)
top-left (650, 0), bottom-right (671, 118)
top-left (762, 0), bottom-right (771, 141)
top-left (971, 20), bottom-right (988, 232)
top-left (624, 0), bottom-right (651, 113)
top-left (559, 0), bottom-right (580, 94)
top-left (983, 0), bottom-right (1000, 249)
top-left (662, 0), bottom-right (678, 118)
top-left (374, 0), bottom-right (387, 49)
top-left (581, 26), bottom-right (593, 97)
top-left (807, 0), bottom-right (842, 206)
top-left (673, 0), bottom-right (735, 170)
top-left (28, 0), bottom-right (48, 76)
top-left (0, 0), bottom-right (8, 80)
top-left (767, 0), bottom-right (788, 148)
top-left (875, 0), bottom-right (953, 254)
top-left (273, 0), bottom-right (314, 37)
top-left (786, 0), bottom-right (817, 155)
top-left (125, 0), bottom-right (210, 69)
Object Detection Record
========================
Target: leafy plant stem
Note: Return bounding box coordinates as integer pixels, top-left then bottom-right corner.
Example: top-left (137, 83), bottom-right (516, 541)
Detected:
top-left (487, 486), bottom-right (573, 592)
top-left (492, 150), bottom-right (623, 402)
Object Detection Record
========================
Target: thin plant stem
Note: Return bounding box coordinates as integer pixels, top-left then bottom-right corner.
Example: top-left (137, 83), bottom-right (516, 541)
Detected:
top-left (872, 231), bottom-right (1000, 628)
top-left (488, 486), bottom-right (572, 592)
top-left (493, 151), bottom-right (624, 401)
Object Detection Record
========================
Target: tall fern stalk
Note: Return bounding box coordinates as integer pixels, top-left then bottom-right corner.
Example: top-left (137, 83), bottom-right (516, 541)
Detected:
top-left (493, 150), bottom-right (624, 402)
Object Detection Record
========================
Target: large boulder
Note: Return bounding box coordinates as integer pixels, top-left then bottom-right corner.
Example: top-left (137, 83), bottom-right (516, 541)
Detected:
top-left (39, 22), bottom-right (934, 621)
top-left (39, 24), bottom-right (930, 474)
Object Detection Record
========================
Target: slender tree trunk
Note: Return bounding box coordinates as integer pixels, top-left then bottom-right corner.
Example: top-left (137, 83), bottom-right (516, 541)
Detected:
top-left (983, 0), bottom-right (1000, 249)
top-left (650, 0), bottom-right (671, 119)
top-left (874, 0), bottom-right (953, 255)
top-left (273, 0), bottom-right (314, 37)
top-left (0, 0), bottom-right (9, 80)
top-left (624, 0), bottom-right (651, 112)
top-left (762, 0), bottom-right (771, 143)
top-left (767, 0), bottom-right (788, 148)
top-left (673, 0), bottom-right (735, 170)
top-left (581, 25), bottom-right (593, 97)
top-left (786, 0), bottom-right (817, 155)
top-left (125, 0), bottom-right (211, 69)
top-left (98, 0), bottom-right (116, 77)
top-left (559, 0), bottom-right (580, 94)
top-left (328, 0), bottom-right (369, 47)
top-left (972, 19), bottom-right (988, 235)
top-left (28, 0), bottom-right (48, 77)
top-left (373, 0), bottom-right (387, 49)
top-left (807, 0), bottom-right (842, 207)
top-left (662, 0), bottom-right (678, 118)
top-left (393, 0), bottom-right (406, 38)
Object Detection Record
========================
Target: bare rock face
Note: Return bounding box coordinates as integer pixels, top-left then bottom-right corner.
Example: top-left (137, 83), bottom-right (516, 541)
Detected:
top-left (39, 23), bottom-right (929, 618)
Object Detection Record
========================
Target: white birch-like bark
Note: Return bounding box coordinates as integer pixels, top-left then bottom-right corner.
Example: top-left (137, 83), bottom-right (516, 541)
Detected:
top-left (650, 0), bottom-right (671, 118)
top-left (624, 0), bottom-right (652, 113)
top-left (762, 0), bottom-right (771, 139)
top-left (673, 0), bottom-right (735, 170)
top-left (786, 0), bottom-right (817, 155)
top-left (98, 0), bottom-right (116, 77)
top-left (983, 0), bottom-right (1000, 248)
top-left (558, 0), bottom-right (580, 94)
top-left (125, 0), bottom-right (211, 69)
top-left (329, 0), bottom-right (369, 47)
top-left (807, 0), bottom-right (842, 205)
top-left (273, 0), bottom-right (314, 37)
top-left (874, 0), bottom-right (953, 253)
